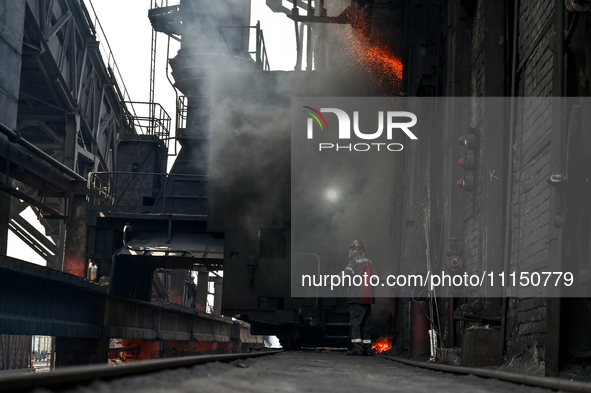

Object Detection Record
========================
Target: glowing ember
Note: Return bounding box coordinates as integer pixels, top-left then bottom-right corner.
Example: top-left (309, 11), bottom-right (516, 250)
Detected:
top-left (343, 29), bottom-right (403, 94)
top-left (372, 337), bottom-right (392, 354)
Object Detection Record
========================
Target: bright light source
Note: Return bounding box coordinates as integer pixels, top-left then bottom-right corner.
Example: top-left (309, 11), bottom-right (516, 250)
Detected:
top-left (327, 190), bottom-right (337, 200)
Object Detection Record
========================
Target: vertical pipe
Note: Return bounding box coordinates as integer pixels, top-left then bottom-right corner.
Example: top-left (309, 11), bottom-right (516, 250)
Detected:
top-left (306, 24), bottom-right (313, 70)
top-left (546, 0), bottom-right (565, 377)
top-left (294, 21), bottom-right (301, 70)
top-left (56, 206), bottom-right (66, 271)
top-left (296, 22), bottom-right (305, 70)
top-left (306, 0), bottom-right (313, 70)
top-left (501, 0), bottom-right (520, 361)
top-left (256, 21), bottom-right (261, 68)
top-left (482, 0), bottom-right (506, 299)
top-left (449, 296), bottom-right (455, 347)
top-left (293, 2), bottom-right (301, 70)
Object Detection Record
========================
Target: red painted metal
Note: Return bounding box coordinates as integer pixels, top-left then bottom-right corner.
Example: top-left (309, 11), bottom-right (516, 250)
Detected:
top-left (409, 300), bottom-right (430, 359)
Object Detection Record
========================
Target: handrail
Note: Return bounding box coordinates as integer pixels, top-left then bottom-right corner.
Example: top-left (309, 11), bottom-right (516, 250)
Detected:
top-left (218, 21), bottom-right (271, 71)
top-left (122, 101), bottom-right (172, 146)
top-left (90, 171), bottom-right (207, 177)
top-left (88, 172), bottom-right (208, 211)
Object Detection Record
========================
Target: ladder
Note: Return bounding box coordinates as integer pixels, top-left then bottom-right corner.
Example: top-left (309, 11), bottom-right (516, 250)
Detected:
top-left (148, 0), bottom-right (169, 130)
top-left (148, 26), bottom-right (157, 131)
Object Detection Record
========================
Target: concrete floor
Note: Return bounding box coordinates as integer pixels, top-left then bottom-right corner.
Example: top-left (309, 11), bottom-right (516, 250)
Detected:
top-left (42, 350), bottom-right (555, 393)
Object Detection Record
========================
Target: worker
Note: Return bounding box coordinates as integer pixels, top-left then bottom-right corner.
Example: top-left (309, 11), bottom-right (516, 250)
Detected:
top-left (344, 240), bottom-right (376, 356)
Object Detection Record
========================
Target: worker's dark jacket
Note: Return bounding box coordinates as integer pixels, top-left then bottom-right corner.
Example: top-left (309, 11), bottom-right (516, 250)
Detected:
top-left (344, 253), bottom-right (376, 304)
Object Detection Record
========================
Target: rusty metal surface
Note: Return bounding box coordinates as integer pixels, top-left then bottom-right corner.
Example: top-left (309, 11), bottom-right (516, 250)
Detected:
top-left (0, 335), bottom-right (32, 371)
top-left (62, 194), bottom-right (88, 277)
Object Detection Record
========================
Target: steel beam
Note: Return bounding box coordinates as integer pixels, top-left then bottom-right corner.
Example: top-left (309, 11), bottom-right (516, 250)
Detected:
top-left (63, 113), bottom-right (79, 175)
top-left (0, 139), bottom-right (77, 195)
top-left (0, 193), bottom-right (9, 256)
top-left (0, 256), bottom-right (105, 338)
top-left (0, 122), bottom-right (85, 182)
top-left (8, 213), bottom-right (57, 265)
top-left (0, 184), bottom-right (66, 218)
top-left (0, 256), bottom-right (235, 342)
top-left (10, 212), bottom-right (58, 255)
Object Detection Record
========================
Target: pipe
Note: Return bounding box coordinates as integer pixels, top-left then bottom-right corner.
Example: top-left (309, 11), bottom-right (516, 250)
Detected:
top-left (500, 0), bottom-right (520, 362)
top-left (293, 252), bottom-right (321, 277)
top-left (449, 296), bottom-right (455, 346)
top-left (292, 252), bottom-right (321, 306)
top-left (545, 0), bottom-right (566, 377)
top-left (121, 224), bottom-right (194, 257)
top-left (381, 355), bottom-right (591, 393)
top-left (554, 0), bottom-right (565, 212)
top-left (0, 121), bottom-right (85, 181)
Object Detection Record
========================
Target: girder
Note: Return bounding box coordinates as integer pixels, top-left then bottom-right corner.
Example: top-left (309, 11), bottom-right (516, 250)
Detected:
top-left (0, 256), bottom-right (234, 342)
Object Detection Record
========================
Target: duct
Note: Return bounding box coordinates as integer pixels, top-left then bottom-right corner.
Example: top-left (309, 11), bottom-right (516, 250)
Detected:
top-left (116, 231), bottom-right (224, 269)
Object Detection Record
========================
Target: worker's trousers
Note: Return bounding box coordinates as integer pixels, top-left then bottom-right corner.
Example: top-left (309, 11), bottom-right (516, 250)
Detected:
top-left (350, 303), bottom-right (371, 349)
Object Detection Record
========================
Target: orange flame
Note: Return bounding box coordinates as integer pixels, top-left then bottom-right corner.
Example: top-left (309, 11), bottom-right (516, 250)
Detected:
top-left (372, 337), bottom-right (392, 354)
top-left (344, 29), bottom-right (403, 94)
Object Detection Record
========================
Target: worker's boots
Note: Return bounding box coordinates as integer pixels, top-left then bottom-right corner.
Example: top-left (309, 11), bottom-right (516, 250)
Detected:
top-left (363, 343), bottom-right (375, 356)
top-left (346, 343), bottom-right (364, 356)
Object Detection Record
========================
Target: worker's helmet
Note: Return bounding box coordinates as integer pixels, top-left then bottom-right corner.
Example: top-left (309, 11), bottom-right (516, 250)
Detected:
top-left (349, 240), bottom-right (364, 258)
top-left (350, 240), bottom-right (364, 250)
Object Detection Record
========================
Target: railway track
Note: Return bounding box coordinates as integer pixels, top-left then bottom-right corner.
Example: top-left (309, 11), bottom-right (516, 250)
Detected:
top-left (0, 350), bottom-right (282, 393)
top-left (381, 355), bottom-right (591, 393)
top-left (2, 349), bottom-right (591, 393)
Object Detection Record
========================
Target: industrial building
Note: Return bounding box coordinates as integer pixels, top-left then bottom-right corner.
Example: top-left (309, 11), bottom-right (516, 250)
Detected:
top-left (0, 0), bottom-right (589, 383)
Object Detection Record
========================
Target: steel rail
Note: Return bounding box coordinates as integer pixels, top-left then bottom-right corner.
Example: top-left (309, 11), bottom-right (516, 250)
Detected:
top-left (381, 355), bottom-right (591, 393)
top-left (0, 350), bottom-right (282, 393)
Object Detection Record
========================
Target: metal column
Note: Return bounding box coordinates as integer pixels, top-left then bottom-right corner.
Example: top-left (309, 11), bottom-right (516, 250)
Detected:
top-left (62, 114), bottom-right (86, 277)
top-left (0, 194), bottom-right (9, 256)
top-left (195, 266), bottom-right (209, 312)
top-left (212, 276), bottom-right (223, 316)
top-left (63, 194), bottom-right (88, 277)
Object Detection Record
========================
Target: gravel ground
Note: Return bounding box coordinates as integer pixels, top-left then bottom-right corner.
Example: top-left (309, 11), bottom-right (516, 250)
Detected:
top-left (33, 350), bottom-right (555, 393)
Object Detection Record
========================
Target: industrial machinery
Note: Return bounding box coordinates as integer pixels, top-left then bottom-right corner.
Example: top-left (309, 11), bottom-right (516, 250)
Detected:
top-left (142, 0), bottom-right (406, 348)
top-left (2, 0), bottom-right (591, 378)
